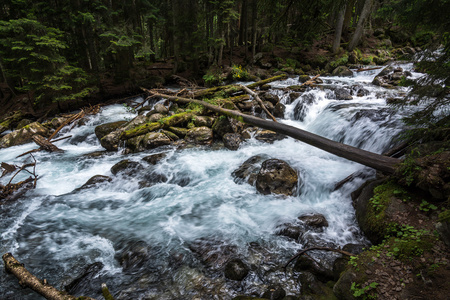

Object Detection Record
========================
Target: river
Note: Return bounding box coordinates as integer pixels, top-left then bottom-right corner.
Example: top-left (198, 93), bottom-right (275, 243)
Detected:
top-left (0, 63), bottom-right (421, 299)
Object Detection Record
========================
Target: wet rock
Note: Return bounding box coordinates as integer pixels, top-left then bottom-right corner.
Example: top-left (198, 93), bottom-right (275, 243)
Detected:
top-left (193, 116), bottom-right (215, 128)
top-left (351, 85), bottom-right (369, 97)
top-left (185, 126), bottom-right (213, 145)
top-left (436, 220), bottom-right (450, 247)
top-left (332, 66), bottom-right (353, 77)
top-left (111, 159), bottom-right (143, 176)
top-left (378, 66), bottom-right (394, 77)
top-left (167, 126), bottom-right (188, 138)
top-left (298, 214), bottom-right (329, 228)
top-left (223, 133), bottom-right (242, 150)
top-left (299, 75), bottom-right (311, 83)
top-left (143, 152), bottom-right (167, 165)
top-left (148, 112), bottom-right (165, 122)
top-left (275, 223), bottom-right (302, 240)
top-left (273, 103), bottom-right (286, 118)
top-left (334, 88), bottom-right (353, 100)
top-left (161, 129), bottom-right (179, 140)
top-left (100, 130), bottom-right (123, 151)
top-left (288, 92), bottom-right (302, 104)
top-left (117, 241), bottom-right (152, 272)
top-left (0, 122), bottom-right (48, 148)
top-left (261, 285), bottom-right (286, 300)
top-left (139, 171), bottom-right (168, 188)
top-left (78, 175), bottom-right (112, 190)
top-left (189, 238), bottom-right (238, 269)
top-left (65, 262), bottom-right (104, 295)
top-left (255, 159), bottom-right (298, 196)
top-left (94, 121), bottom-right (127, 141)
top-left (83, 151), bottom-right (108, 158)
top-left (125, 132), bottom-right (171, 152)
top-left (333, 257), bottom-right (349, 281)
top-left (254, 130), bottom-right (286, 144)
top-left (300, 271), bottom-right (337, 298)
top-left (154, 103), bottom-right (168, 114)
top-left (212, 117), bottom-right (235, 137)
top-left (232, 154), bottom-right (270, 185)
top-left (260, 92), bottom-right (280, 105)
top-left (224, 258), bottom-right (250, 281)
top-left (294, 256), bottom-right (334, 283)
top-left (342, 243), bottom-right (366, 255)
top-left (333, 268), bottom-right (358, 300)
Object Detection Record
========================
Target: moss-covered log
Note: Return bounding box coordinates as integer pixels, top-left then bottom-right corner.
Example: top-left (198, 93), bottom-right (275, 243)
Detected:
top-left (191, 74), bottom-right (288, 98)
top-left (2, 252), bottom-right (96, 300)
top-left (147, 92), bottom-right (401, 174)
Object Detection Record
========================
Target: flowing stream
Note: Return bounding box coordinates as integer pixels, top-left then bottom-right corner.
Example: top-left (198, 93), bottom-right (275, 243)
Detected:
top-left (0, 63), bottom-right (421, 299)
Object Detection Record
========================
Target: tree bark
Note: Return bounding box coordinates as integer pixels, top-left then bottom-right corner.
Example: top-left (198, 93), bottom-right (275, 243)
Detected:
top-left (2, 253), bottom-right (96, 300)
top-left (146, 91), bottom-right (401, 174)
top-left (348, 0), bottom-right (374, 51)
top-left (332, 4), bottom-right (346, 54)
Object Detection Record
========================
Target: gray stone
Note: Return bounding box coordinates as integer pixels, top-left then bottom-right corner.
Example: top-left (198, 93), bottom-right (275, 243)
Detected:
top-left (255, 159), bottom-right (299, 196)
top-left (185, 126), bottom-right (213, 145)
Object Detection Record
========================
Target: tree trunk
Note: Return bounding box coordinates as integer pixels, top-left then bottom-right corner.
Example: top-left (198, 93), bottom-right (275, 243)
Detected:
top-left (332, 4), bottom-right (346, 54)
top-left (147, 91), bottom-right (400, 174)
top-left (2, 253), bottom-right (96, 300)
top-left (251, 0), bottom-right (257, 60)
top-left (348, 0), bottom-right (373, 51)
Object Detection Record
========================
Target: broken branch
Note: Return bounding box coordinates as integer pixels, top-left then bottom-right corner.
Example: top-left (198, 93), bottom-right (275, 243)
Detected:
top-left (239, 84), bottom-right (278, 122)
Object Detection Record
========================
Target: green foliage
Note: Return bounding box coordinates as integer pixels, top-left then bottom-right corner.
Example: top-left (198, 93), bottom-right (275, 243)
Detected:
top-left (350, 282), bottom-right (378, 299)
top-left (330, 55), bottom-right (348, 69)
top-left (397, 149), bottom-right (422, 186)
top-left (419, 200), bottom-right (437, 212)
top-left (231, 65), bottom-right (249, 81)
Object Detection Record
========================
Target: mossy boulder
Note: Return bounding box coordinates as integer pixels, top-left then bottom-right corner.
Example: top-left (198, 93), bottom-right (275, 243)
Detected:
top-left (331, 66), bottom-right (353, 77)
top-left (77, 175), bottom-right (112, 190)
top-left (223, 133), bottom-right (242, 150)
top-left (255, 159), bottom-right (299, 196)
top-left (193, 116), bottom-right (215, 128)
top-left (254, 130), bottom-right (286, 144)
top-left (126, 132), bottom-right (171, 152)
top-left (212, 117), bottom-right (235, 137)
top-left (185, 126), bottom-right (213, 145)
top-left (0, 122), bottom-right (48, 148)
top-left (95, 121), bottom-right (127, 141)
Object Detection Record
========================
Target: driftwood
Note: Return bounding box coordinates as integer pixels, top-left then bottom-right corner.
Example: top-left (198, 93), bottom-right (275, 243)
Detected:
top-left (2, 253), bottom-right (96, 300)
top-left (239, 84), bottom-right (278, 122)
top-left (32, 135), bottom-right (63, 153)
top-left (301, 74), bottom-right (321, 87)
top-left (284, 247), bottom-right (354, 270)
top-left (145, 91), bottom-right (401, 174)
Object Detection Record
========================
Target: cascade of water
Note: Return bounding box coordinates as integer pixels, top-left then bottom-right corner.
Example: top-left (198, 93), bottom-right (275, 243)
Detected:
top-left (0, 63), bottom-right (421, 299)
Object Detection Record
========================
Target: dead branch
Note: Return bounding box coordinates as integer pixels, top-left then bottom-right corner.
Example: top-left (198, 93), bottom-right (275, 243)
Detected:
top-left (284, 247), bottom-right (354, 270)
top-left (239, 84), bottom-right (278, 122)
top-left (16, 148), bottom-right (41, 158)
top-left (1, 162), bottom-right (16, 177)
top-left (145, 91), bottom-right (401, 174)
top-left (50, 135), bottom-right (72, 143)
top-left (7, 163), bottom-right (35, 185)
top-left (301, 74), bottom-right (321, 87)
top-left (32, 135), bottom-right (63, 153)
top-left (2, 253), bottom-right (96, 300)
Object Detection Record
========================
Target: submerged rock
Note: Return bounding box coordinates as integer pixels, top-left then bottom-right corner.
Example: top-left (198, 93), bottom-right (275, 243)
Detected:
top-left (294, 256), bottom-right (334, 283)
top-left (0, 122), bottom-right (48, 148)
top-left (275, 223), bottom-right (303, 240)
top-left (143, 152), bottom-right (167, 165)
top-left (117, 241), bottom-right (152, 272)
top-left (65, 262), bottom-right (104, 295)
top-left (298, 214), bottom-right (329, 228)
top-left (111, 159), bottom-right (143, 176)
top-left (255, 159), bottom-right (298, 196)
top-left (224, 258), bottom-right (249, 281)
top-left (78, 175), bottom-right (112, 190)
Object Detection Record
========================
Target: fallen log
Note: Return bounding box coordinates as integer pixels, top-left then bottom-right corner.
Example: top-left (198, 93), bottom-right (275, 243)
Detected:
top-left (146, 91), bottom-right (401, 174)
top-left (32, 135), bottom-right (63, 153)
top-left (2, 252), bottom-right (96, 300)
top-left (190, 74), bottom-right (288, 98)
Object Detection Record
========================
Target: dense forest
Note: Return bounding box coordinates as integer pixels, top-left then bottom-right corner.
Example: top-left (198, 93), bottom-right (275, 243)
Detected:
top-left (1, 1), bottom-right (450, 300)
top-left (0, 0), bottom-right (448, 119)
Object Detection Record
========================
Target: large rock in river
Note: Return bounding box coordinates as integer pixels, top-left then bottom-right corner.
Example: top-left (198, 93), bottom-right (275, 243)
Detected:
top-left (255, 159), bottom-right (298, 196)
top-left (185, 126), bottom-right (213, 145)
top-left (0, 122), bottom-right (48, 148)
top-left (95, 121), bottom-right (127, 141)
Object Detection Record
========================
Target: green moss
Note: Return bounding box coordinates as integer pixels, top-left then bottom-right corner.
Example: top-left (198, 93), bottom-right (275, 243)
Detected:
top-left (330, 55), bottom-right (349, 69)
top-left (438, 210), bottom-right (450, 222)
